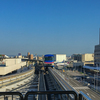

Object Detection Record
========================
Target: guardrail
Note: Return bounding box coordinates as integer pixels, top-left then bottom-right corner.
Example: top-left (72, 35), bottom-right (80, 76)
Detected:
top-left (79, 91), bottom-right (92, 100)
top-left (0, 91), bottom-right (77, 100)
top-left (25, 91), bottom-right (77, 100)
top-left (0, 92), bottom-right (23, 100)
top-left (0, 91), bottom-right (93, 100)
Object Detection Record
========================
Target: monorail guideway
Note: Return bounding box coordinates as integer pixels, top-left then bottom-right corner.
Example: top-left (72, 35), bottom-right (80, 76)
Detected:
top-left (38, 67), bottom-right (77, 100)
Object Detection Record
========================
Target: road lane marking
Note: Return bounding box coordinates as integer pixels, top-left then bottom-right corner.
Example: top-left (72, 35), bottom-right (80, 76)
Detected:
top-left (91, 94), bottom-right (95, 98)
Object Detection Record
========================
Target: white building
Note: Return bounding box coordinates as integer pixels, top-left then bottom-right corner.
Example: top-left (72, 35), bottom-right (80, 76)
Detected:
top-left (53, 54), bottom-right (66, 62)
top-left (0, 58), bottom-right (26, 75)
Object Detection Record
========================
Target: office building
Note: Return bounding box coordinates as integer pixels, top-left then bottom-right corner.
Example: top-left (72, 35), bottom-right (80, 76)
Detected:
top-left (94, 29), bottom-right (100, 67)
top-left (71, 54), bottom-right (82, 61)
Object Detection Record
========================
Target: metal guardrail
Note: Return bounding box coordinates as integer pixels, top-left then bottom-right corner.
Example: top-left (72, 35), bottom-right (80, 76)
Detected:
top-left (79, 91), bottom-right (92, 100)
top-left (0, 91), bottom-right (77, 100)
top-left (25, 91), bottom-right (77, 100)
top-left (0, 92), bottom-right (23, 100)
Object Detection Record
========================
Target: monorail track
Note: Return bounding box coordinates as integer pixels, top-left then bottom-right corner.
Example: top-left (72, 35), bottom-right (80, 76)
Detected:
top-left (39, 67), bottom-right (100, 100)
top-left (38, 67), bottom-right (76, 100)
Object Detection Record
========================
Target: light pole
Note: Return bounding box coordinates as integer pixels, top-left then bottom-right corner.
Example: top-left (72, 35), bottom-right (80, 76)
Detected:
top-left (96, 65), bottom-right (98, 91)
top-left (94, 74), bottom-right (95, 90)
top-left (84, 69), bottom-right (85, 82)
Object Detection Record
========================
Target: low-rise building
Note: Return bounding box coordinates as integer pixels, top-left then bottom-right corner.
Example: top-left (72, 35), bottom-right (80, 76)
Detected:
top-left (70, 53), bottom-right (94, 67)
top-left (82, 53), bottom-right (94, 62)
top-left (69, 61), bottom-right (84, 68)
top-left (82, 53), bottom-right (94, 66)
top-left (37, 56), bottom-right (43, 60)
top-left (0, 58), bottom-right (26, 75)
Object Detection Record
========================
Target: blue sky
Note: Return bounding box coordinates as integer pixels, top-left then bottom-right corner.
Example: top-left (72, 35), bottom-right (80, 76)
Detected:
top-left (0, 0), bottom-right (100, 56)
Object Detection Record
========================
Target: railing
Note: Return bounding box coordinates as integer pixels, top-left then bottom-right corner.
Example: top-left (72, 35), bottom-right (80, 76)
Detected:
top-left (0, 91), bottom-right (77, 100)
top-left (0, 92), bottom-right (23, 100)
top-left (79, 91), bottom-right (92, 100)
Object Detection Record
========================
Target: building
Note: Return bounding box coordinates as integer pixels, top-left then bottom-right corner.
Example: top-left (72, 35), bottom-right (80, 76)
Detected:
top-left (82, 53), bottom-right (94, 62)
top-left (53, 54), bottom-right (66, 62)
top-left (70, 53), bottom-right (94, 67)
top-left (69, 61), bottom-right (84, 68)
top-left (18, 53), bottom-right (22, 58)
top-left (94, 45), bottom-right (100, 66)
top-left (0, 54), bottom-right (9, 58)
top-left (29, 54), bottom-right (33, 60)
top-left (94, 29), bottom-right (100, 67)
top-left (71, 54), bottom-right (82, 61)
top-left (27, 52), bottom-right (30, 58)
top-left (0, 58), bottom-right (26, 75)
top-left (82, 53), bottom-right (94, 66)
top-left (37, 56), bottom-right (43, 60)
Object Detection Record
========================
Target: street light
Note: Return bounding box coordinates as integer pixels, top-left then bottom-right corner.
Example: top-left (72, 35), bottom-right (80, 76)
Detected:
top-left (94, 74), bottom-right (95, 89)
top-left (96, 65), bottom-right (98, 92)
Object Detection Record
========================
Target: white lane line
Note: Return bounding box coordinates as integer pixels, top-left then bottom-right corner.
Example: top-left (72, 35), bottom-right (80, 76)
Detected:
top-left (91, 94), bottom-right (95, 98)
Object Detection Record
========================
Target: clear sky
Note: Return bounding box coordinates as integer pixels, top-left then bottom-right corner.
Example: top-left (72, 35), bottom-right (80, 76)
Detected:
top-left (0, 0), bottom-right (100, 56)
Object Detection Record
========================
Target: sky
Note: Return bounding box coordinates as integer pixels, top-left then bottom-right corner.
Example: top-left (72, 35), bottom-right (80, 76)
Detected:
top-left (0, 0), bottom-right (100, 56)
